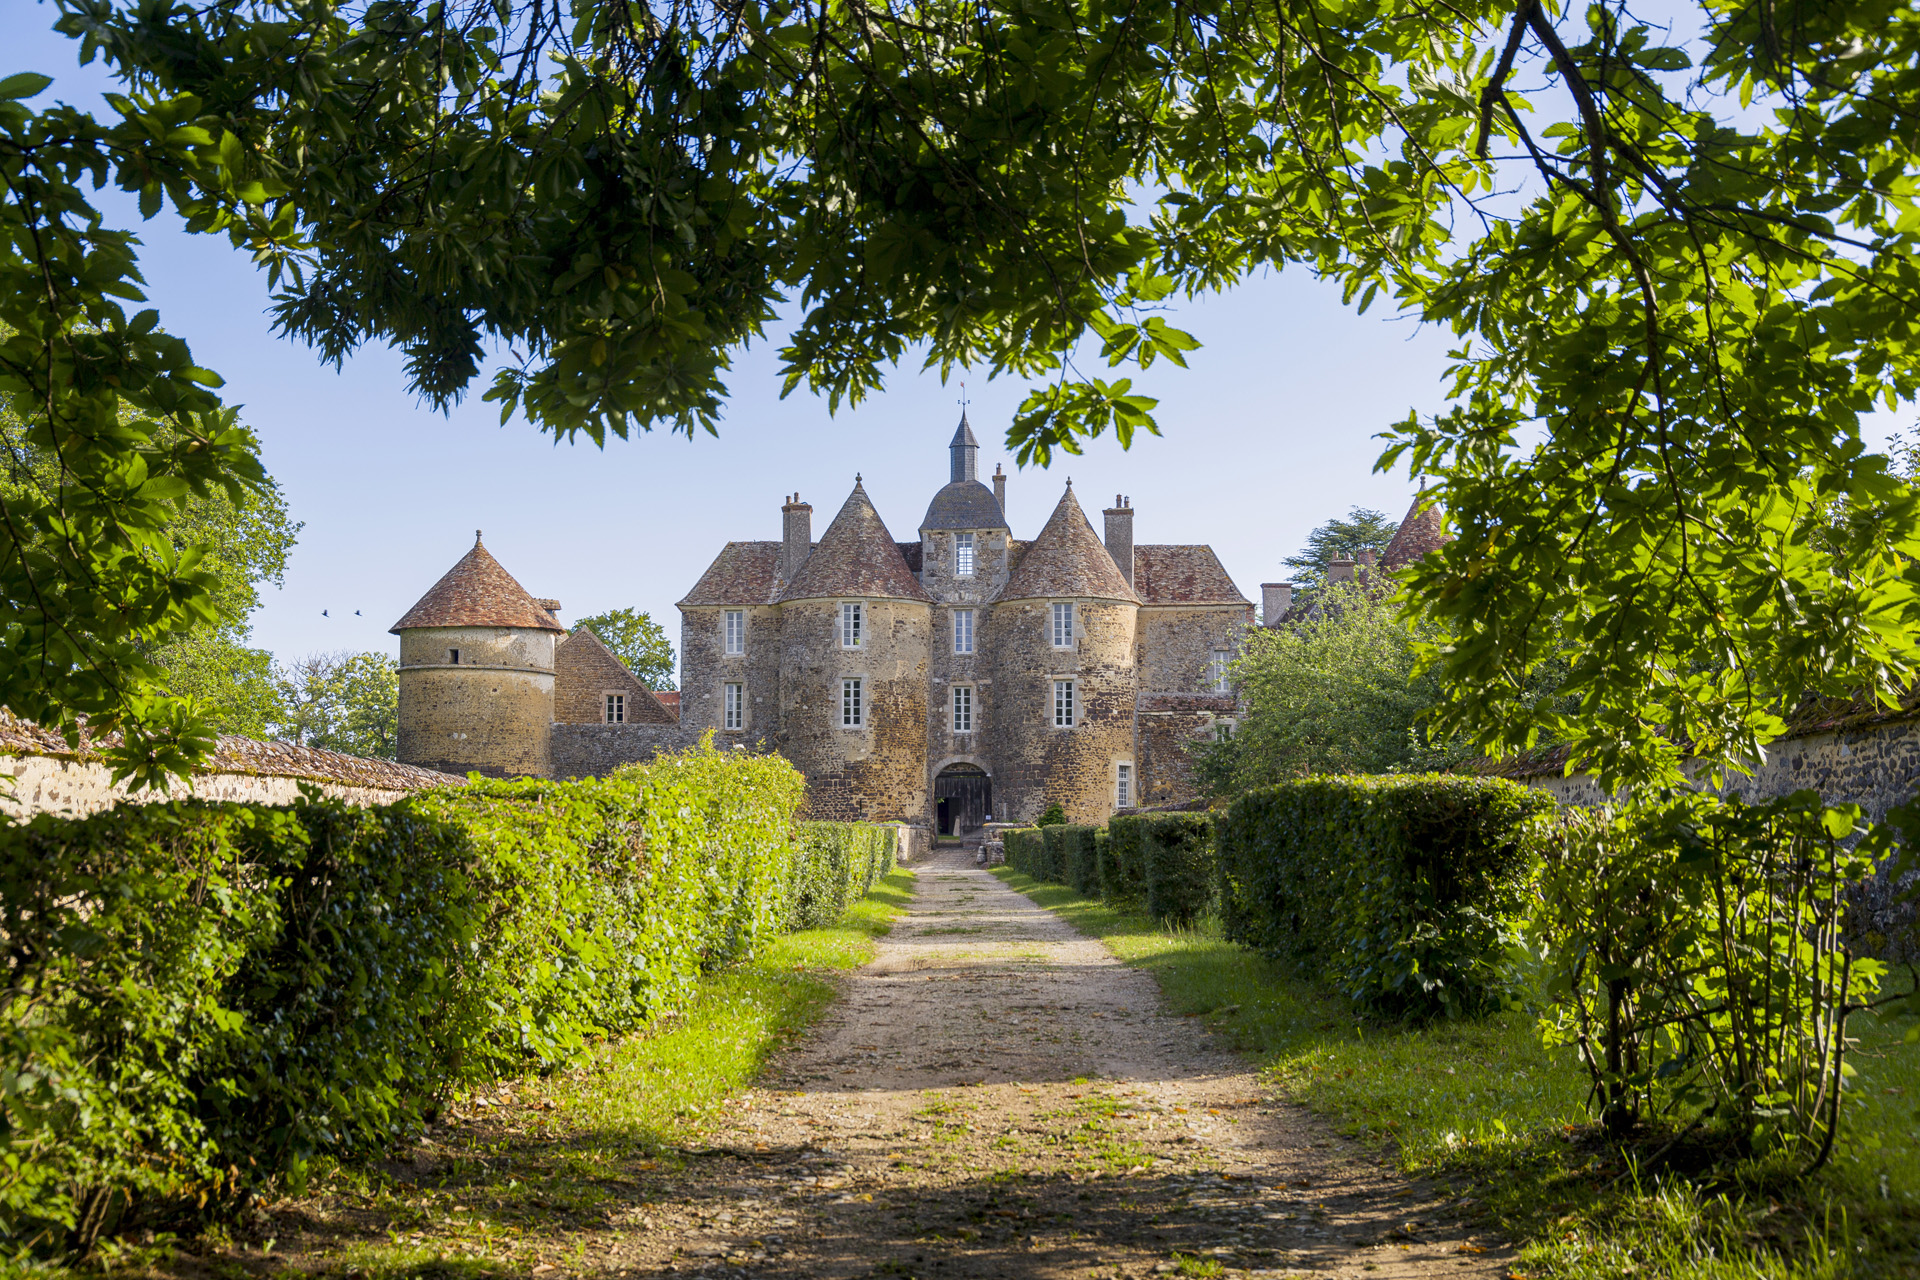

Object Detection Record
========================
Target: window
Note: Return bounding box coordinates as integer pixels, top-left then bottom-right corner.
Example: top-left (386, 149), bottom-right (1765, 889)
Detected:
top-left (841, 602), bottom-right (864, 648)
top-left (1051, 601), bottom-right (1075, 647)
top-left (955, 531), bottom-right (975, 577)
top-left (1214, 721), bottom-right (1235, 743)
top-left (1208, 649), bottom-right (1231, 693)
top-left (448, 648), bottom-right (460, 664)
top-left (605, 693), bottom-right (625, 724)
top-left (724, 610), bottom-right (745, 654)
top-left (1116, 763), bottom-right (1132, 808)
top-left (1053, 679), bottom-right (1076, 727)
top-left (953, 608), bottom-right (975, 655)
top-left (952, 684), bottom-right (973, 733)
top-left (724, 682), bottom-right (744, 730)
top-left (841, 677), bottom-right (864, 727)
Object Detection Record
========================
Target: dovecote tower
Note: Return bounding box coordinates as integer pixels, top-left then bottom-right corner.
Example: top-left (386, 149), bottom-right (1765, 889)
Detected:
top-left (391, 531), bottom-right (565, 777)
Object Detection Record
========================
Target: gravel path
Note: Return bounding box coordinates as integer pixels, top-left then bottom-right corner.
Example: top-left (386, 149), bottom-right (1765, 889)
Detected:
top-left (621, 849), bottom-right (1513, 1279)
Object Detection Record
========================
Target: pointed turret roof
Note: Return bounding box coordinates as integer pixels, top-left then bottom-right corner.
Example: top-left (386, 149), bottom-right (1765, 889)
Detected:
top-left (1380, 490), bottom-right (1450, 570)
top-left (950, 412), bottom-right (978, 450)
top-left (999, 483), bottom-right (1141, 603)
top-left (778, 478), bottom-right (934, 604)
top-left (925, 409), bottom-right (1006, 530)
top-left (391, 531), bottom-right (565, 633)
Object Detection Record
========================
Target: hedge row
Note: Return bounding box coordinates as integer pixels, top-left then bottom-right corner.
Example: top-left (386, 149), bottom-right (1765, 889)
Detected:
top-left (1216, 775), bottom-right (1551, 1015)
top-left (0, 740), bottom-right (894, 1253)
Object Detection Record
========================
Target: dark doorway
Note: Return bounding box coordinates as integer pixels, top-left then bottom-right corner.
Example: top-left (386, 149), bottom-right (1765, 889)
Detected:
top-left (934, 764), bottom-right (991, 836)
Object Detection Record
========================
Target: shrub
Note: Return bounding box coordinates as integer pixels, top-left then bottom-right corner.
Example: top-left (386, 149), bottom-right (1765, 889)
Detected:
top-left (0, 738), bottom-right (811, 1252)
top-left (788, 822), bottom-right (898, 929)
top-left (1057, 825), bottom-right (1101, 894)
top-left (1036, 801), bottom-right (1068, 827)
top-left (1003, 827), bottom-right (1045, 876)
top-left (1140, 813), bottom-right (1217, 924)
top-left (1216, 774), bottom-right (1551, 1016)
top-left (1102, 814), bottom-right (1147, 906)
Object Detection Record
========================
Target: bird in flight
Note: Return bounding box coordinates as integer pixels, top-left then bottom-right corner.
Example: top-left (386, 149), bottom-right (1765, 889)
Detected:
top-left (322, 609), bottom-right (329, 617)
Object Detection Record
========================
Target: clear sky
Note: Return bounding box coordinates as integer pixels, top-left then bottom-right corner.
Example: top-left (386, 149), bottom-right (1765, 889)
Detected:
top-left (29, 7), bottom-right (1859, 687)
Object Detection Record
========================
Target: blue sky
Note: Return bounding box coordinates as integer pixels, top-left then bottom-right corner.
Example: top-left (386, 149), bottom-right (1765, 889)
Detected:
top-left (24, 5), bottom-right (1871, 686)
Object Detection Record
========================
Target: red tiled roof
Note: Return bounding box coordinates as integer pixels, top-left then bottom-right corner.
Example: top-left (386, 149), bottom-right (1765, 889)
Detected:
top-left (679, 542), bottom-right (785, 606)
top-left (1381, 492), bottom-right (1450, 570)
top-left (999, 485), bottom-right (1140, 603)
top-left (391, 533), bottom-right (564, 633)
top-left (0, 711), bottom-right (457, 792)
top-left (779, 480), bottom-right (933, 604)
top-left (654, 692), bottom-right (681, 719)
top-left (1133, 545), bottom-right (1248, 606)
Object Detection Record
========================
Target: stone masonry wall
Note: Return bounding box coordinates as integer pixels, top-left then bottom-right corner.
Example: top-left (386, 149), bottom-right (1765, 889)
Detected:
top-left (777, 598), bottom-right (931, 823)
top-left (398, 625), bottom-right (554, 777)
top-left (920, 525), bottom-right (1011, 811)
top-left (1134, 694), bottom-right (1237, 808)
top-left (1136, 605), bottom-right (1251, 693)
top-left (549, 722), bottom-right (710, 779)
top-left (987, 596), bottom-right (1137, 826)
top-left (680, 604), bottom-right (783, 747)
top-left (553, 632), bottom-right (670, 725)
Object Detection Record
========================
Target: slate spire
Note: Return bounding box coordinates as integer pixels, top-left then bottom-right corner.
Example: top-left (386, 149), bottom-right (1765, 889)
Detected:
top-left (949, 410), bottom-right (979, 484)
top-left (779, 479), bottom-right (934, 603)
top-left (999, 483), bottom-right (1141, 603)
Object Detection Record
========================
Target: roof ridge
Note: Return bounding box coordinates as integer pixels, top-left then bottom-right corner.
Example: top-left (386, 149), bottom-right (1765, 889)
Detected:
top-left (998, 484), bottom-right (1140, 603)
top-left (779, 481), bottom-right (933, 603)
top-left (391, 534), bottom-right (564, 633)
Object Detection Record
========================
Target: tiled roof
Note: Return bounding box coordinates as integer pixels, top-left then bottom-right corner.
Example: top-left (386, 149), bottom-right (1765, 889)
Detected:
top-left (654, 692), bottom-right (681, 719)
top-left (1133, 545), bottom-right (1248, 605)
top-left (0, 711), bottom-right (457, 792)
top-left (391, 533), bottom-right (564, 633)
top-left (921, 479), bottom-right (1010, 531)
top-left (999, 484), bottom-right (1140, 603)
top-left (779, 480), bottom-right (933, 604)
top-left (897, 541), bottom-right (924, 573)
top-left (1381, 491), bottom-right (1450, 570)
top-left (679, 542), bottom-right (784, 606)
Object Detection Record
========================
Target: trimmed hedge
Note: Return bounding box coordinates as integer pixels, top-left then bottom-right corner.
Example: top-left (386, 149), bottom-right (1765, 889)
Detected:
top-left (1057, 825), bottom-right (1101, 893)
top-left (1101, 814), bottom-right (1147, 906)
top-left (1216, 774), bottom-right (1552, 1016)
top-left (1003, 827), bottom-right (1045, 877)
top-left (1140, 813), bottom-right (1217, 924)
top-left (0, 739), bottom-right (901, 1253)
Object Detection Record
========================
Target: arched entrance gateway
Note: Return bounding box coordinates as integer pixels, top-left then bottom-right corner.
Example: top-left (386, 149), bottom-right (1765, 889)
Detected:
top-left (933, 763), bottom-right (992, 838)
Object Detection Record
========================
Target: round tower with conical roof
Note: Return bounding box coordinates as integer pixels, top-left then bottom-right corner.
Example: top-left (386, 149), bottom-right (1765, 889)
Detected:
top-left (776, 478), bottom-right (932, 821)
top-left (391, 531), bottom-right (565, 777)
top-left (989, 481), bottom-right (1141, 824)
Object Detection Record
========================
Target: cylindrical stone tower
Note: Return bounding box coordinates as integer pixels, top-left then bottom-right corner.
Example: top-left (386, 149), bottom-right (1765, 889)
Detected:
top-left (989, 482), bottom-right (1141, 825)
top-left (391, 531), bottom-right (565, 777)
top-left (775, 479), bottom-right (932, 822)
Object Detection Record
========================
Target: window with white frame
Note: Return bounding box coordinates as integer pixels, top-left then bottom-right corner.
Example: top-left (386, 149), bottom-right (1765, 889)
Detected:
top-left (841, 677), bottom-right (864, 727)
top-left (955, 531), bottom-right (975, 577)
top-left (953, 608), bottom-right (974, 654)
top-left (840, 601), bottom-right (864, 648)
top-left (1116, 763), bottom-right (1132, 808)
top-left (1208, 649), bottom-right (1231, 692)
top-left (605, 693), bottom-right (625, 724)
top-left (1053, 679), bottom-right (1076, 727)
top-left (1051, 601), bottom-right (1074, 647)
top-left (723, 683), bottom-right (744, 730)
top-left (724, 609), bottom-right (745, 654)
top-left (952, 684), bottom-right (973, 733)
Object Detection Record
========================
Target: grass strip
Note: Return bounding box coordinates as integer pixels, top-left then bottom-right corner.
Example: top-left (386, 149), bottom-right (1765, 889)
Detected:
top-left (993, 867), bottom-right (1920, 1280)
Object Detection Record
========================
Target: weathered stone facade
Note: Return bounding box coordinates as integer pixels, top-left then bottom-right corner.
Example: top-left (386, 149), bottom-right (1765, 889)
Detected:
top-left (554, 628), bottom-right (675, 726)
top-left (392, 421), bottom-right (1255, 832)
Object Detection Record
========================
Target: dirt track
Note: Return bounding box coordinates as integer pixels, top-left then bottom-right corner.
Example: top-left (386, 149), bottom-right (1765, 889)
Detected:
top-left (614, 849), bottom-right (1513, 1279)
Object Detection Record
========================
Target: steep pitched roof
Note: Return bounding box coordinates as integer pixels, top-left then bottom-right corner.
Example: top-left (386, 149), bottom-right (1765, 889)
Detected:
top-left (1133, 545), bottom-right (1249, 606)
top-left (1381, 491), bottom-right (1449, 570)
top-left (779, 479), bottom-right (934, 604)
top-left (678, 541), bottom-right (784, 606)
top-left (951, 413), bottom-right (979, 449)
top-left (391, 532), bottom-right (564, 633)
top-left (999, 484), bottom-right (1141, 603)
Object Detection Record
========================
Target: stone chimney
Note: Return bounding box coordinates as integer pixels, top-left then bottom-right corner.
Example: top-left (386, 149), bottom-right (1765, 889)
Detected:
top-left (1328, 558), bottom-right (1357, 584)
top-left (1357, 548), bottom-right (1377, 585)
top-left (1260, 582), bottom-right (1292, 627)
top-left (781, 493), bottom-right (812, 582)
top-left (993, 463), bottom-right (1007, 514)
top-left (1103, 495), bottom-right (1134, 588)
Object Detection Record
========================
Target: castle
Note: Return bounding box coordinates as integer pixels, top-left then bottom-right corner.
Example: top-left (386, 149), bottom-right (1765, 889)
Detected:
top-left (391, 417), bottom-right (1265, 831)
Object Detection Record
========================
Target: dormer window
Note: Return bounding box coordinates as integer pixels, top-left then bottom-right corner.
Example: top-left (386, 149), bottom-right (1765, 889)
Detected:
top-left (955, 532), bottom-right (975, 577)
top-left (448, 648), bottom-right (460, 664)
top-left (1050, 602), bottom-right (1075, 648)
top-left (841, 602), bottom-right (864, 648)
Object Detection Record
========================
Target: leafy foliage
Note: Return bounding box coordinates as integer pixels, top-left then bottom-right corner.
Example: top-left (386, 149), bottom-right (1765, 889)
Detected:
top-left (1100, 814), bottom-right (1148, 908)
top-left (574, 607), bottom-right (677, 690)
top-left (1216, 776), bottom-right (1552, 1017)
top-left (1036, 801), bottom-right (1068, 827)
top-left (1280, 507), bottom-right (1398, 607)
top-left (787, 822), bottom-right (897, 930)
top-left (1139, 813), bottom-right (1217, 927)
top-left (271, 650), bottom-right (399, 759)
top-left (1002, 828), bottom-right (1046, 878)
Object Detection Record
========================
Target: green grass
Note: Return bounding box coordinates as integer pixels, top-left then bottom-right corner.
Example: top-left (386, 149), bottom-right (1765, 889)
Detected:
top-left (993, 867), bottom-right (1920, 1280)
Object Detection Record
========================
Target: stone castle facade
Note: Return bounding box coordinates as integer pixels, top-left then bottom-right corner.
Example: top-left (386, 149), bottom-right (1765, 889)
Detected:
top-left (392, 418), bottom-right (1257, 831)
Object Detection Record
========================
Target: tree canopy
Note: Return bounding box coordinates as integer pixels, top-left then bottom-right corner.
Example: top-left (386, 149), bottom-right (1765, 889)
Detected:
top-left (15, 0), bottom-right (1920, 790)
top-left (575, 607), bottom-right (677, 690)
top-left (1281, 507), bottom-right (1399, 607)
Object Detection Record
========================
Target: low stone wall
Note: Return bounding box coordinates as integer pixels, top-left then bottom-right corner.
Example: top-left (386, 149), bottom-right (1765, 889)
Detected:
top-left (1508, 717), bottom-right (1920, 962)
top-left (0, 715), bottom-right (456, 821)
top-left (549, 722), bottom-right (709, 780)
